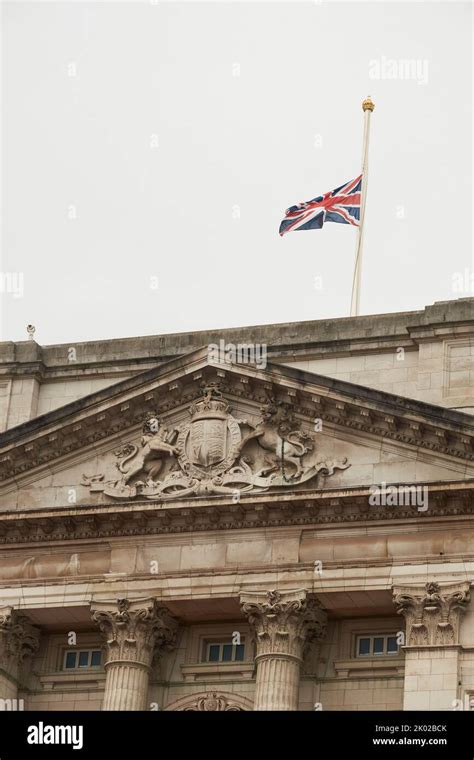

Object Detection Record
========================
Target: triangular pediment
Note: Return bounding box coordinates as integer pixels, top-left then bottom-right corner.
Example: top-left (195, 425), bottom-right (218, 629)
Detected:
top-left (1, 346), bottom-right (474, 512)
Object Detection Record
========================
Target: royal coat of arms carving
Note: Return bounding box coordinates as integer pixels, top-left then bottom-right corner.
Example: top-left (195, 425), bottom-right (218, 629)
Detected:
top-left (83, 385), bottom-right (349, 501)
top-left (177, 387), bottom-right (242, 477)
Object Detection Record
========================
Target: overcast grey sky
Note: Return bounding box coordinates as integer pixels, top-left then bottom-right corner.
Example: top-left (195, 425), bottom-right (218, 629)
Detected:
top-left (1, 0), bottom-right (473, 345)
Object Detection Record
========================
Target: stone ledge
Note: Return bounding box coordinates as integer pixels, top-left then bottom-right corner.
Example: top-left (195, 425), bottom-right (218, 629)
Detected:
top-left (334, 657), bottom-right (405, 678)
top-left (39, 671), bottom-right (106, 691)
top-left (2, 298), bottom-right (473, 370)
top-left (180, 662), bottom-right (254, 682)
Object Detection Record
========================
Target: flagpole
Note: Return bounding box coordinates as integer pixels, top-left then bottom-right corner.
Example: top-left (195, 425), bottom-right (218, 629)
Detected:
top-left (350, 95), bottom-right (375, 317)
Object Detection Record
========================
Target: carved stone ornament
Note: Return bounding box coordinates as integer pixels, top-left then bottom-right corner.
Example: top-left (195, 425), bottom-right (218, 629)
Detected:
top-left (0, 607), bottom-right (40, 676)
top-left (166, 691), bottom-right (253, 711)
top-left (240, 589), bottom-right (327, 661)
top-left (83, 386), bottom-right (350, 501)
top-left (393, 581), bottom-right (471, 646)
top-left (181, 692), bottom-right (245, 711)
top-left (91, 598), bottom-right (178, 667)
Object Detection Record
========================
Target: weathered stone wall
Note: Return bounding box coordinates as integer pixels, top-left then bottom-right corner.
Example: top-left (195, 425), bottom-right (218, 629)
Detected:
top-left (22, 617), bottom-right (407, 712)
top-left (1, 298), bottom-right (473, 431)
top-left (286, 339), bottom-right (474, 412)
top-left (1, 298), bottom-right (473, 712)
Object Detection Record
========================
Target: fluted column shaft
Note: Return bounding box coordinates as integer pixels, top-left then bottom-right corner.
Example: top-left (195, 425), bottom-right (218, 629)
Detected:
top-left (253, 653), bottom-right (302, 711)
top-left (102, 659), bottom-right (150, 711)
top-left (0, 607), bottom-right (40, 702)
top-left (92, 598), bottom-right (178, 712)
top-left (241, 589), bottom-right (327, 711)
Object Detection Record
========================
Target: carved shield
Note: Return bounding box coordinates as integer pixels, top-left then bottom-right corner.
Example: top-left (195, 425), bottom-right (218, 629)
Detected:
top-left (188, 418), bottom-right (227, 467)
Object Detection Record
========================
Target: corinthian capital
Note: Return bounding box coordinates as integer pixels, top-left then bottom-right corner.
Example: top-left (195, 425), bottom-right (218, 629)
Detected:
top-left (91, 598), bottom-right (179, 667)
top-left (0, 607), bottom-right (40, 678)
top-left (393, 582), bottom-right (470, 646)
top-left (240, 589), bottom-right (327, 661)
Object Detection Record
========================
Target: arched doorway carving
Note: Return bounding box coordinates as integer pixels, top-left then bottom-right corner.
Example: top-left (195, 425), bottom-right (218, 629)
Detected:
top-left (164, 691), bottom-right (253, 712)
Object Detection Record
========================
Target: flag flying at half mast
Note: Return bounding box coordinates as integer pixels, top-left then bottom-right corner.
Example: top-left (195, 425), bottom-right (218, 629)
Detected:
top-left (279, 174), bottom-right (362, 236)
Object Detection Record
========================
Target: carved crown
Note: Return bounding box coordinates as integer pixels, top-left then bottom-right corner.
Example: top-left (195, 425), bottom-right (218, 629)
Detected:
top-left (189, 385), bottom-right (229, 421)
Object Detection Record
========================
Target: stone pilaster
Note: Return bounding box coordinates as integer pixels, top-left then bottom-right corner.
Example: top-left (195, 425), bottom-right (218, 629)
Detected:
top-left (393, 582), bottom-right (470, 710)
top-left (91, 598), bottom-right (178, 711)
top-left (0, 607), bottom-right (40, 700)
top-left (241, 589), bottom-right (327, 711)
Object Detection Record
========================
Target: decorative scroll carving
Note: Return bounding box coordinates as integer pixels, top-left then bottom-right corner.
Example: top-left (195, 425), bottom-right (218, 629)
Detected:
top-left (91, 598), bottom-right (178, 667)
top-left (240, 589), bottom-right (327, 661)
top-left (0, 607), bottom-right (40, 677)
top-left (166, 691), bottom-right (253, 712)
top-left (393, 582), bottom-right (470, 646)
top-left (182, 693), bottom-right (244, 711)
top-left (83, 388), bottom-right (349, 501)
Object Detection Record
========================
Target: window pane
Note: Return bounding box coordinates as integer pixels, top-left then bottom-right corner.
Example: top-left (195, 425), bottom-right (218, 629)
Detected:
top-left (235, 644), bottom-right (245, 661)
top-left (90, 651), bottom-right (102, 667)
top-left (358, 638), bottom-right (371, 656)
top-left (222, 644), bottom-right (233, 662)
top-left (65, 652), bottom-right (76, 669)
top-left (208, 644), bottom-right (220, 662)
top-left (78, 651), bottom-right (89, 667)
top-left (373, 637), bottom-right (384, 655)
top-left (387, 636), bottom-right (398, 654)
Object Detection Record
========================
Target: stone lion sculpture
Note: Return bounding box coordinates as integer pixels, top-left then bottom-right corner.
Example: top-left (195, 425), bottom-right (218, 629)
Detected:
top-left (117, 413), bottom-right (180, 485)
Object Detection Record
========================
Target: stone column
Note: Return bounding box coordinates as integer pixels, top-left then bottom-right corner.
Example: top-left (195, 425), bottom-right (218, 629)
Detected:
top-left (0, 607), bottom-right (40, 704)
top-left (241, 589), bottom-right (327, 711)
top-left (92, 598), bottom-right (178, 711)
top-left (393, 582), bottom-right (470, 711)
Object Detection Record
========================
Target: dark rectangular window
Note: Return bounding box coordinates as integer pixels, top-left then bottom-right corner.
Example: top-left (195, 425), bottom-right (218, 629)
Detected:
top-left (356, 634), bottom-right (399, 658)
top-left (208, 644), bottom-right (220, 662)
top-left (387, 636), bottom-right (398, 654)
top-left (358, 637), bottom-right (371, 656)
top-left (222, 644), bottom-right (233, 662)
top-left (78, 651), bottom-right (89, 667)
top-left (204, 639), bottom-right (246, 663)
top-left (373, 637), bottom-right (384, 655)
top-left (90, 650), bottom-right (102, 667)
top-left (65, 652), bottom-right (77, 669)
top-left (235, 644), bottom-right (245, 662)
top-left (63, 648), bottom-right (102, 670)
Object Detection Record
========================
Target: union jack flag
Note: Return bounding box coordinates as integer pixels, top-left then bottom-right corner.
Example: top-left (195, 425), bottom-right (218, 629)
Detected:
top-left (279, 175), bottom-right (362, 236)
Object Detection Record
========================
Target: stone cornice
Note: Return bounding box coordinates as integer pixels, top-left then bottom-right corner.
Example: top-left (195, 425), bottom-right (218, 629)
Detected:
top-left (1, 298), bottom-right (472, 372)
top-left (1, 355), bottom-right (474, 484)
top-left (1, 481), bottom-right (474, 545)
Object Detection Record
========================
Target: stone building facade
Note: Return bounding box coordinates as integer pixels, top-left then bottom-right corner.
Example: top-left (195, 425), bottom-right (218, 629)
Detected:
top-left (0, 297), bottom-right (474, 711)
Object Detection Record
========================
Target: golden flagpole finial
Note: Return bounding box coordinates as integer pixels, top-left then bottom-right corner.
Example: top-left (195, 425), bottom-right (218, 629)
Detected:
top-left (362, 95), bottom-right (375, 112)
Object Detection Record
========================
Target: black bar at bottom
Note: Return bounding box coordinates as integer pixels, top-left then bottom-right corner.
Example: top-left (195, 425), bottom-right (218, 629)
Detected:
top-left (0, 710), bottom-right (472, 758)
